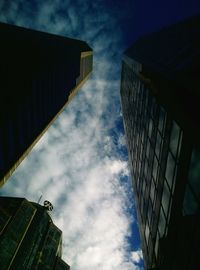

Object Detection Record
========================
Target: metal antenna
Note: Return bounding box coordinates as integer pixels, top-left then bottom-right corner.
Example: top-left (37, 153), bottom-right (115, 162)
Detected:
top-left (37, 194), bottom-right (43, 204)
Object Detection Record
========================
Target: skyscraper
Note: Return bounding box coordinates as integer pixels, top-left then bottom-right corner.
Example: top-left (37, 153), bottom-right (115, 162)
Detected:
top-left (120, 15), bottom-right (200, 270)
top-left (0, 22), bottom-right (93, 186)
top-left (0, 196), bottom-right (70, 269)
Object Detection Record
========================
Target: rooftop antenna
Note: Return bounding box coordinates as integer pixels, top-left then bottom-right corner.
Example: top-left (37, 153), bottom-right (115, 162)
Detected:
top-left (37, 194), bottom-right (43, 204)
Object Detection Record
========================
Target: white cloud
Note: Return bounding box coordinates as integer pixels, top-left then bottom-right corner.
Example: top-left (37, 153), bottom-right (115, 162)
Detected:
top-left (131, 250), bottom-right (143, 264)
top-left (118, 133), bottom-right (127, 146)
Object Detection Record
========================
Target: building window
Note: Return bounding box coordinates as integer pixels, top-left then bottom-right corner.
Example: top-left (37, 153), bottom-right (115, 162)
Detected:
top-left (153, 156), bottom-right (158, 181)
top-left (158, 206), bottom-right (166, 237)
top-left (146, 139), bottom-right (150, 159)
top-left (147, 200), bottom-right (153, 226)
top-left (155, 232), bottom-right (159, 257)
top-left (165, 152), bottom-right (175, 188)
top-left (155, 132), bottom-right (162, 159)
top-left (149, 119), bottom-right (153, 138)
top-left (145, 222), bottom-right (150, 245)
top-left (150, 179), bottom-right (155, 204)
top-left (161, 180), bottom-right (171, 217)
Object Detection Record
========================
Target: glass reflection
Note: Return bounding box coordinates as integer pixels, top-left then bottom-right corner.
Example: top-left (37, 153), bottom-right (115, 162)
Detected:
top-left (165, 152), bottom-right (175, 188)
top-left (162, 181), bottom-right (170, 216)
top-left (158, 207), bottom-right (166, 237)
top-left (169, 121), bottom-right (180, 157)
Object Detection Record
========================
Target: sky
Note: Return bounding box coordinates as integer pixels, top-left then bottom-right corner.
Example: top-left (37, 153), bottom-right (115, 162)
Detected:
top-left (0, 1), bottom-right (200, 270)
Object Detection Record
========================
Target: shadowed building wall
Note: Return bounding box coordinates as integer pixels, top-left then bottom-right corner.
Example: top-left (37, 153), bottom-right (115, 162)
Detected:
top-left (0, 196), bottom-right (70, 270)
top-left (0, 22), bottom-right (93, 186)
top-left (120, 15), bottom-right (200, 270)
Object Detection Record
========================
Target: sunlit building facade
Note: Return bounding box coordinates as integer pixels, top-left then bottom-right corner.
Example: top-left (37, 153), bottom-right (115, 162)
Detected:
top-left (0, 196), bottom-right (70, 270)
top-left (120, 15), bottom-right (200, 270)
top-left (0, 22), bottom-right (93, 186)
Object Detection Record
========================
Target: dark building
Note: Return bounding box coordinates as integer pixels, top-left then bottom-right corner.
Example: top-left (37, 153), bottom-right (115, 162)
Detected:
top-left (0, 22), bottom-right (93, 186)
top-left (120, 15), bottom-right (200, 270)
top-left (0, 196), bottom-right (70, 270)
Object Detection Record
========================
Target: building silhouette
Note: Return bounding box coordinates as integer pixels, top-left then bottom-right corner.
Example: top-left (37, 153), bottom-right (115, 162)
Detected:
top-left (0, 196), bottom-right (70, 269)
top-left (120, 15), bottom-right (200, 270)
top-left (0, 22), bottom-right (93, 186)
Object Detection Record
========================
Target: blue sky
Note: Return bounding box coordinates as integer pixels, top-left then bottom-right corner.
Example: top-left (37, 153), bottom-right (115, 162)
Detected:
top-left (0, 1), bottom-right (200, 269)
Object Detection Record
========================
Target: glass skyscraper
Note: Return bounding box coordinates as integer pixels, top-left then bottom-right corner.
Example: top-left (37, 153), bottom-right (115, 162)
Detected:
top-left (0, 196), bottom-right (70, 269)
top-left (0, 22), bottom-right (93, 186)
top-left (120, 15), bottom-right (200, 270)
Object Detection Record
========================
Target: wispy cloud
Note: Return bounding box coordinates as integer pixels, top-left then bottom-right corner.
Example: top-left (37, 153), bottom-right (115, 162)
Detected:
top-left (0, 1), bottom-right (143, 269)
top-left (131, 250), bottom-right (143, 264)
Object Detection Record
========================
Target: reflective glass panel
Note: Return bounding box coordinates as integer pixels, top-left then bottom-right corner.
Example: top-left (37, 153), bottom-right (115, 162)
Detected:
top-left (145, 223), bottom-right (150, 245)
top-left (149, 119), bottom-right (153, 138)
top-left (155, 132), bottom-right (162, 158)
top-left (169, 121), bottom-right (180, 157)
top-left (148, 200), bottom-right (153, 225)
top-left (155, 232), bottom-right (159, 257)
top-left (165, 152), bottom-right (175, 188)
top-left (150, 180), bottom-right (155, 203)
top-left (162, 181), bottom-right (171, 216)
top-left (158, 207), bottom-right (166, 237)
top-left (153, 157), bottom-right (158, 180)
top-left (146, 139), bottom-right (150, 159)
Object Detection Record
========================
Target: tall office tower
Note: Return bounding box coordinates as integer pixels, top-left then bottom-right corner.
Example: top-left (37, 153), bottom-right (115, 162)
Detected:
top-left (0, 22), bottom-right (93, 186)
top-left (120, 15), bottom-right (200, 270)
top-left (0, 196), bottom-right (70, 269)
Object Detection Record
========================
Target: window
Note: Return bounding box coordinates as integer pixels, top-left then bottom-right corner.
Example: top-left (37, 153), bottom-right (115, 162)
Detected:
top-left (153, 157), bottom-right (158, 180)
top-left (146, 139), bottom-right (150, 159)
top-left (142, 180), bottom-right (146, 197)
top-left (155, 232), bottom-right (159, 257)
top-left (145, 222), bottom-right (150, 244)
top-left (165, 152), bottom-right (175, 188)
top-left (147, 200), bottom-right (153, 225)
top-left (158, 206), bottom-right (166, 237)
top-left (161, 181), bottom-right (171, 216)
top-left (155, 132), bottom-right (162, 158)
top-left (149, 119), bottom-right (153, 138)
top-left (138, 160), bottom-right (142, 176)
top-left (144, 158), bottom-right (148, 177)
top-left (150, 180), bottom-right (156, 203)
top-left (169, 121), bottom-right (180, 157)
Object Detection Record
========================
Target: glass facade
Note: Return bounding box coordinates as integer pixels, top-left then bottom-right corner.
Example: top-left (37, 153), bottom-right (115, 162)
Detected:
top-left (121, 58), bottom-right (186, 269)
top-left (121, 16), bottom-right (200, 270)
top-left (0, 22), bottom-right (93, 186)
top-left (0, 197), bottom-right (70, 270)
